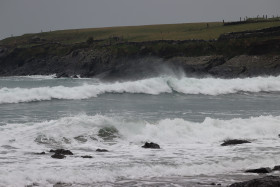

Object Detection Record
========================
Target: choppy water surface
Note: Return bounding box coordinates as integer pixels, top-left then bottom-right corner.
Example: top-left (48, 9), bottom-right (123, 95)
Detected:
top-left (1, 75), bottom-right (280, 186)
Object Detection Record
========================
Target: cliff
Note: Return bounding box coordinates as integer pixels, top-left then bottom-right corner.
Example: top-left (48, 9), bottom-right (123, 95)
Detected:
top-left (0, 25), bottom-right (280, 80)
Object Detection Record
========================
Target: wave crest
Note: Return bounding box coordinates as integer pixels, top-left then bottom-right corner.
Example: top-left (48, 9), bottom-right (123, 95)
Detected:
top-left (1, 75), bottom-right (280, 104)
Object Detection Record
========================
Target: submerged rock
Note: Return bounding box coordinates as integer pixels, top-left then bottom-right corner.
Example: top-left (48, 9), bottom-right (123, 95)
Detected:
top-left (221, 139), bottom-right (251, 146)
top-left (81, 155), bottom-right (93, 158)
top-left (35, 151), bottom-right (46, 155)
top-left (50, 149), bottom-right (73, 155)
top-left (229, 176), bottom-right (280, 187)
top-left (98, 126), bottom-right (119, 140)
top-left (51, 153), bottom-right (66, 159)
top-left (53, 182), bottom-right (72, 187)
top-left (197, 182), bottom-right (221, 186)
top-left (74, 135), bottom-right (87, 143)
top-left (142, 142), bottom-right (160, 149)
top-left (96, 149), bottom-right (109, 152)
top-left (245, 167), bottom-right (272, 174)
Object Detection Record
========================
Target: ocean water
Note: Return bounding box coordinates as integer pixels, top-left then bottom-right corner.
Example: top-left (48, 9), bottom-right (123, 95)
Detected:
top-left (1, 75), bottom-right (280, 187)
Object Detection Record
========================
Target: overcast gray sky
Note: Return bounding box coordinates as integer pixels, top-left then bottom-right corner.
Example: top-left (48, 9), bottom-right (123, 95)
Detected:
top-left (0, 0), bottom-right (279, 40)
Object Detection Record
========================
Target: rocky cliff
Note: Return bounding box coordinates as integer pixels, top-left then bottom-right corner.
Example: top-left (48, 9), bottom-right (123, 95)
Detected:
top-left (0, 26), bottom-right (280, 80)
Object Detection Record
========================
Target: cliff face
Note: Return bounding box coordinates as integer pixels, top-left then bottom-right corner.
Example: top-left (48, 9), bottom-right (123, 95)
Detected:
top-left (1, 27), bottom-right (280, 80)
top-left (1, 47), bottom-right (279, 80)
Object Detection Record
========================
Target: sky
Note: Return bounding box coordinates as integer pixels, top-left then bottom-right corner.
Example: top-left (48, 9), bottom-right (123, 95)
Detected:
top-left (0, 0), bottom-right (279, 40)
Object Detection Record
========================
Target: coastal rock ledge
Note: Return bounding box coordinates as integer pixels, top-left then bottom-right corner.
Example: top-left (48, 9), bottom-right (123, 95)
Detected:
top-left (229, 176), bottom-right (280, 187)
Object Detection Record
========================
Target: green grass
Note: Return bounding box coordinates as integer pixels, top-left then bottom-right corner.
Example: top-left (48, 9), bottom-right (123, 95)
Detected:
top-left (1, 21), bottom-right (280, 46)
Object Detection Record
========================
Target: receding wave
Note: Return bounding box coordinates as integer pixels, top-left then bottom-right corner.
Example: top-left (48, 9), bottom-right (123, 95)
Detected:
top-left (1, 75), bottom-right (280, 104)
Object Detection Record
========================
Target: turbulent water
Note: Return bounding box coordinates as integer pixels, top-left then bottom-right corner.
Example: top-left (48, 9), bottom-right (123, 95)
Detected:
top-left (1, 75), bottom-right (280, 186)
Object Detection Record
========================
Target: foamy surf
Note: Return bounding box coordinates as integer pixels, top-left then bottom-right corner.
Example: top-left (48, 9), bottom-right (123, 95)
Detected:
top-left (1, 75), bottom-right (280, 104)
top-left (1, 114), bottom-right (280, 186)
top-left (2, 114), bottom-right (280, 145)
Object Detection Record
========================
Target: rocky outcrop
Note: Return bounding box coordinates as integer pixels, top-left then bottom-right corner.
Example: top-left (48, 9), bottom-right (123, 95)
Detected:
top-left (51, 153), bottom-right (66, 159)
top-left (1, 35), bottom-right (280, 80)
top-left (245, 167), bottom-right (272, 174)
top-left (221, 139), bottom-right (251, 146)
top-left (209, 55), bottom-right (280, 78)
top-left (35, 152), bottom-right (46, 155)
top-left (50, 149), bottom-right (73, 159)
top-left (50, 149), bottom-right (73, 155)
top-left (96, 149), bottom-right (109, 152)
top-left (273, 165), bottom-right (280, 171)
top-left (142, 142), bottom-right (160, 149)
top-left (81, 155), bottom-right (93, 158)
top-left (229, 176), bottom-right (280, 187)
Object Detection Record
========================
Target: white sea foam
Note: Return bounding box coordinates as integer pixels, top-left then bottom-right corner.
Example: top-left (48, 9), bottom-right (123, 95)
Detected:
top-left (0, 76), bottom-right (280, 104)
top-left (2, 114), bottom-right (280, 147)
top-left (1, 114), bottom-right (280, 186)
top-left (16, 74), bottom-right (57, 79)
top-left (1, 75), bottom-right (280, 104)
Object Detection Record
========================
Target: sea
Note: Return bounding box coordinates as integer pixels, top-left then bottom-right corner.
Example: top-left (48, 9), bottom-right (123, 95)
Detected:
top-left (1, 73), bottom-right (280, 187)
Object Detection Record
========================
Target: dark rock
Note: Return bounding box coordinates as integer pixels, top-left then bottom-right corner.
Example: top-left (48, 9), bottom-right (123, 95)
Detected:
top-left (53, 182), bottom-right (72, 187)
top-left (72, 75), bottom-right (78, 78)
top-left (98, 126), bottom-right (119, 140)
top-left (26, 182), bottom-right (40, 187)
top-left (81, 155), bottom-right (93, 158)
top-left (51, 153), bottom-right (66, 159)
top-left (245, 167), bottom-right (272, 174)
top-left (221, 139), bottom-right (251, 146)
top-left (96, 149), bottom-right (109, 152)
top-left (210, 182), bottom-right (221, 186)
top-left (35, 151), bottom-right (46, 155)
top-left (229, 176), bottom-right (280, 187)
top-left (142, 142), bottom-right (160, 149)
top-left (197, 182), bottom-right (221, 186)
top-left (273, 165), bottom-right (280, 171)
top-left (50, 149), bottom-right (73, 155)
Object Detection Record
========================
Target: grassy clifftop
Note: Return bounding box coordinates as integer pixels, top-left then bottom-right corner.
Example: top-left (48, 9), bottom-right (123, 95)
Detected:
top-left (1, 20), bottom-right (280, 46)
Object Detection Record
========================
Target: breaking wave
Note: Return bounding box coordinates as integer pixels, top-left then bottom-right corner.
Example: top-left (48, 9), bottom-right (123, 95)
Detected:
top-left (1, 75), bottom-right (280, 104)
top-left (3, 114), bottom-right (280, 146)
top-left (2, 114), bottom-right (280, 186)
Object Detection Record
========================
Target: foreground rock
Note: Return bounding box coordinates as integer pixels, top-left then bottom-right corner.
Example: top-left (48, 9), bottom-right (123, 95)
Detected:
top-left (35, 151), bottom-right (46, 155)
top-left (51, 153), bottom-right (66, 159)
top-left (229, 176), bottom-right (280, 187)
top-left (273, 165), bottom-right (280, 171)
top-left (81, 155), bottom-right (93, 158)
top-left (96, 149), bottom-right (109, 152)
top-left (50, 149), bottom-right (73, 155)
top-left (142, 142), bottom-right (160, 149)
top-left (50, 149), bottom-right (73, 159)
top-left (221, 139), bottom-right (251, 146)
top-left (197, 182), bottom-right (221, 186)
top-left (245, 167), bottom-right (272, 174)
